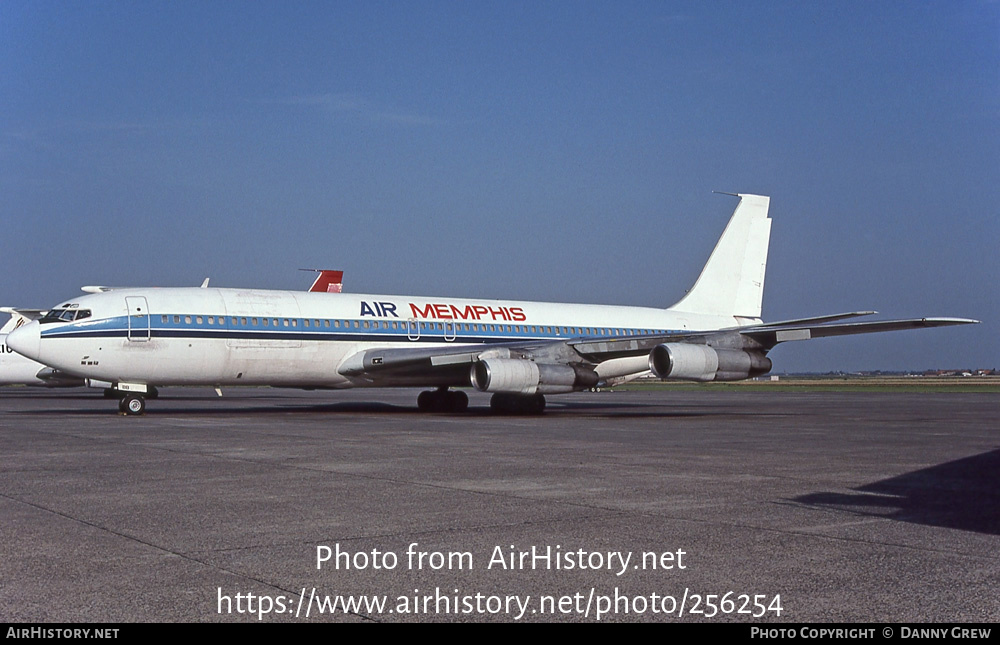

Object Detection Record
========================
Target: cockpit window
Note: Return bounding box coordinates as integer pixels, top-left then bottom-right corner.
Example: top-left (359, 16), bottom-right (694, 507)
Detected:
top-left (40, 310), bottom-right (73, 324)
top-left (39, 309), bottom-right (91, 324)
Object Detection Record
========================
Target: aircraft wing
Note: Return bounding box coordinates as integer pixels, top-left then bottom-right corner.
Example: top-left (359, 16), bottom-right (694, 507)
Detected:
top-left (337, 315), bottom-right (979, 386)
top-left (337, 340), bottom-right (567, 384)
top-left (336, 330), bottom-right (726, 387)
top-left (748, 311), bottom-right (877, 326)
top-left (566, 331), bottom-right (719, 361)
top-left (740, 317), bottom-right (980, 349)
top-left (564, 312), bottom-right (982, 360)
top-left (339, 328), bottom-right (741, 379)
top-left (339, 345), bottom-right (488, 378)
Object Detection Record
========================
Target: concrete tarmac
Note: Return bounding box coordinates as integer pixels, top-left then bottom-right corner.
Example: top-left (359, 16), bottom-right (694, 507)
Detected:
top-left (1, 387), bottom-right (997, 622)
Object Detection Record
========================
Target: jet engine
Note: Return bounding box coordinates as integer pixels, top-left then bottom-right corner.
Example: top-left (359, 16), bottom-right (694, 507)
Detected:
top-left (471, 358), bottom-right (599, 394)
top-left (648, 343), bottom-right (771, 382)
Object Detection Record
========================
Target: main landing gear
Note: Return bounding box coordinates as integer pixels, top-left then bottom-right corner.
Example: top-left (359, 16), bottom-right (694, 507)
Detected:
top-left (417, 387), bottom-right (469, 413)
top-left (415, 389), bottom-right (547, 414)
top-left (489, 393), bottom-right (546, 415)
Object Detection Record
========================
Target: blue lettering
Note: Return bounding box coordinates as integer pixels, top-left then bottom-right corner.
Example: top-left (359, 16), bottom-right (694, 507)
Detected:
top-left (360, 301), bottom-right (399, 317)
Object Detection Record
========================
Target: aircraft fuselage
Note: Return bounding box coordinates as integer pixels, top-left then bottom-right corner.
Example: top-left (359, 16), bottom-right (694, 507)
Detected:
top-left (12, 288), bottom-right (740, 389)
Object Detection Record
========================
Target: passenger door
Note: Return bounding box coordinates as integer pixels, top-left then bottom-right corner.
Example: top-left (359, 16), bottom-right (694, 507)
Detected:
top-left (125, 296), bottom-right (150, 342)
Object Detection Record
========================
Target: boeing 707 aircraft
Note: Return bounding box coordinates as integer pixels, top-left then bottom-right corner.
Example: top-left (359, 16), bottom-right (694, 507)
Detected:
top-left (5, 194), bottom-right (977, 415)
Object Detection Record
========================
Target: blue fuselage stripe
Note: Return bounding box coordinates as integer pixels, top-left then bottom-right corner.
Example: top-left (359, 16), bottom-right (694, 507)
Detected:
top-left (40, 314), bottom-right (675, 344)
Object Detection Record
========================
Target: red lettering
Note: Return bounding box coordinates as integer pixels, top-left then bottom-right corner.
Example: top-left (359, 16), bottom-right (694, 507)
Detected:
top-left (413, 302), bottom-right (525, 321)
top-left (410, 303), bottom-right (435, 319)
top-left (451, 305), bottom-right (476, 320)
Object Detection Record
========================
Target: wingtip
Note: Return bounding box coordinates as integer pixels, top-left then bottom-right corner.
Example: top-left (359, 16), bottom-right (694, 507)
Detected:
top-left (923, 317), bottom-right (981, 325)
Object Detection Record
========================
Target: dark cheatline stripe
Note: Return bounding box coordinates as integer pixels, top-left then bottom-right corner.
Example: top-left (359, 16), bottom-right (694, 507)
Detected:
top-left (40, 314), bottom-right (672, 345)
top-left (42, 327), bottom-right (535, 345)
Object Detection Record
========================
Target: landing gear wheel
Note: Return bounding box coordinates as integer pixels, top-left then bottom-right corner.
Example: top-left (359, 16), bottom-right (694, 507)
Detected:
top-left (448, 389), bottom-right (468, 412)
top-left (527, 394), bottom-right (546, 415)
top-left (489, 393), bottom-right (545, 415)
top-left (119, 394), bottom-right (146, 416)
top-left (416, 388), bottom-right (469, 413)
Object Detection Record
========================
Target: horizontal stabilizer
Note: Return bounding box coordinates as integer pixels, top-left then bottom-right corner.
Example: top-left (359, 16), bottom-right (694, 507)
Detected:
top-left (0, 307), bottom-right (47, 320)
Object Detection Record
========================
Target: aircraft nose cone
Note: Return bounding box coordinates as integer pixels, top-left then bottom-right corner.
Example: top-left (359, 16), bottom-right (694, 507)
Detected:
top-left (6, 321), bottom-right (40, 361)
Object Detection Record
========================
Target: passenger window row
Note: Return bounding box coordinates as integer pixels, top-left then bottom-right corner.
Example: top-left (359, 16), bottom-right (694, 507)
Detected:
top-left (155, 315), bottom-right (661, 337)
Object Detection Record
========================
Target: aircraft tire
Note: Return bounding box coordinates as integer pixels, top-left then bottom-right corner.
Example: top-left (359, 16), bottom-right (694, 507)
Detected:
top-left (120, 394), bottom-right (146, 416)
top-left (448, 390), bottom-right (469, 412)
top-left (526, 393), bottom-right (546, 415)
top-left (490, 393), bottom-right (511, 414)
top-left (490, 393), bottom-right (545, 415)
top-left (418, 389), bottom-right (469, 413)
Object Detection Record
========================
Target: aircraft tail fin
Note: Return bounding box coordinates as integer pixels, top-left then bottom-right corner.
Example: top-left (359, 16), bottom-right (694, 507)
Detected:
top-left (0, 307), bottom-right (46, 334)
top-left (668, 193), bottom-right (771, 320)
top-left (301, 269), bottom-right (345, 293)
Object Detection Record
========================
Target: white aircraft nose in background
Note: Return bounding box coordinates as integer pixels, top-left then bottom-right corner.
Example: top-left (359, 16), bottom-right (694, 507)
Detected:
top-left (6, 322), bottom-right (40, 362)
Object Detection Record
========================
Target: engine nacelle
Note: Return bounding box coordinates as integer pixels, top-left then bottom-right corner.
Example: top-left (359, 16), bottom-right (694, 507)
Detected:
top-left (471, 358), bottom-right (599, 394)
top-left (648, 343), bottom-right (771, 382)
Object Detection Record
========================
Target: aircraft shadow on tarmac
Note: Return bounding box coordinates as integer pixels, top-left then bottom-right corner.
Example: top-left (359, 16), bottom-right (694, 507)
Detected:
top-left (794, 449), bottom-right (1000, 536)
top-left (7, 397), bottom-right (416, 416)
top-left (9, 401), bottom-right (740, 418)
top-left (6, 390), bottom-right (778, 419)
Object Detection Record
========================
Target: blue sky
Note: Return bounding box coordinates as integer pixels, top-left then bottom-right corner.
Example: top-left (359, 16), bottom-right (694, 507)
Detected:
top-left (2, 1), bottom-right (997, 371)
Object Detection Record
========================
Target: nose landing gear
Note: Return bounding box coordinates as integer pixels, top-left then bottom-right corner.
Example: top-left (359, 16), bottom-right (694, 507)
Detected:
top-left (118, 393), bottom-right (146, 416)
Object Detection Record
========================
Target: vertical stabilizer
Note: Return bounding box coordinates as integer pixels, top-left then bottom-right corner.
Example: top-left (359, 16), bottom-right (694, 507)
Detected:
top-left (0, 308), bottom-right (44, 334)
top-left (303, 269), bottom-right (345, 293)
top-left (668, 194), bottom-right (771, 319)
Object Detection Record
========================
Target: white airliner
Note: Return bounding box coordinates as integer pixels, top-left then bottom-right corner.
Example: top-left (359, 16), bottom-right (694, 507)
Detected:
top-left (5, 194), bottom-right (977, 415)
top-left (0, 308), bottom-right (86, 387)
